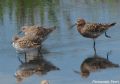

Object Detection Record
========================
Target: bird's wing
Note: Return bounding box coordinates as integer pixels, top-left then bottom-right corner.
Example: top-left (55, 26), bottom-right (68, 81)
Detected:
top-left (27, 41), bottom-right (41, 48)
top-left (85, 23), bottom-right (109, 33)
top-left (18, 40), bottom-right (41, 48)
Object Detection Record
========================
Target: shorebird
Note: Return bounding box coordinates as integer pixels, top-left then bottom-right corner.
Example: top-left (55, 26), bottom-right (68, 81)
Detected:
top-left (76, 18), bottom-right (116, 50)
top-left (19, 25), bottom-right (56, 42)
top-left (74, 51), bottom-right (119, 78)
top-left (12, 35), bottom-right (41, 56)
top-left (80, 54), bottom-right (119, 78)
top-left (15, 55), bottom-right (59, 83)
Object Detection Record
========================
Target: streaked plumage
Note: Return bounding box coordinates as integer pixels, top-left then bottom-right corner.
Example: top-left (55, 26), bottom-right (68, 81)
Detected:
top-left (80, 55), bottom-right (119, 78)
top-left (76, 18), bottom-right (116, 50)
top-left (74, 50), bottom-right (119, 78)
top-left (12, 35), bottom-right (41, 53)
top-left (20, 25), bottom-right (56, 42)
top-left (77, 19), bottom-right (116, 38)
top-left (15, 56), bottom-right (59, 83)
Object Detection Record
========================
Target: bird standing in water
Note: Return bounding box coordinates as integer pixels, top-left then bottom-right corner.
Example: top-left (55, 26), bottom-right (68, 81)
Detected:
top-left (12, 35), bottom-right (41, 56)
top-left (76, 18), bottom-right (116, 52)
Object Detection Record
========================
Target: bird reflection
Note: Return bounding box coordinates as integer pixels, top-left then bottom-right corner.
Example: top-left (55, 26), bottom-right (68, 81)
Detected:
top-left (74, 50), bottom-right (119, 78)
top-left (15, 54), bottom-right (60, 83)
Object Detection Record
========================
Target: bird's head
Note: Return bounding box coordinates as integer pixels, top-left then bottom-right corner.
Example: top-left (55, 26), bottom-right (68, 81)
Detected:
top-left (12, 35), bottom-right (20, 42)
top-left (80, 69), bottom-right (90, 78)
top-left (22, 25), bottom-right (40, 31)
top-left (17, 26), bottom-right (29, 34)
top-left (18, 25), bottom-right (39, 34)
top-left (77, 19), bottom-right (86, 27)
top-left (21, 26), bottom-right (30, 32)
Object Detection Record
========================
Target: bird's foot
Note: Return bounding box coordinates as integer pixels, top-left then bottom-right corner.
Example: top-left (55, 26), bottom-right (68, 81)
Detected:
top-left (105, 32), bottom-right (111, 38)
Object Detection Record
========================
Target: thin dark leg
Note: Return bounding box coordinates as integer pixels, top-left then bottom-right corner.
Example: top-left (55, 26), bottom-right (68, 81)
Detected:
top-left (17, 56), bottom-right (23, 64)
top-left (93, 39), bottom-right (96, 55)
top-left (38, 46), bottom-right (42, 56)
top-left (107, 53), bottom-right (109, 60)
top-left (106, 50), bottom-right (112, 60)
top-left (38, 48), bottom-right (40, 56)
top-left (105, 32), bottom-right (111, 38)
top-left (25, 53), bottom-right (27, 62)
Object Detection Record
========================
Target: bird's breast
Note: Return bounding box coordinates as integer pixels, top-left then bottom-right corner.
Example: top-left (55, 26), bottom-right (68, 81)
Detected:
top-left (78, 28), bottom-right (100, 38)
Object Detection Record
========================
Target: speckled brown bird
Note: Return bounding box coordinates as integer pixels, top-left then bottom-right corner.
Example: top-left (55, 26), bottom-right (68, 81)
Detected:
top-left (20, 25), bottom-right (56, 42)
top-left (74, 51), bottom-right (119, 78)
top-left (15, 56), bottom-right (59, 83)
top-left (76, 18), bottom-right (116, 49)
top-left (80, 55), bottom-right (119, 78)
top-left (12, 35), bottom-right (41, 53)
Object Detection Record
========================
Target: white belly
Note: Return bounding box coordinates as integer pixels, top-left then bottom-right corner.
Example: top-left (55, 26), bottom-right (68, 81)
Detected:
top-left (12, 42), bottom-right (38, 53)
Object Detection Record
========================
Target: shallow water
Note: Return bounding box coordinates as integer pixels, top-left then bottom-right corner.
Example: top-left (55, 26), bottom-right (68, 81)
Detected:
top-left (0, 0), bottom-right (120, 84)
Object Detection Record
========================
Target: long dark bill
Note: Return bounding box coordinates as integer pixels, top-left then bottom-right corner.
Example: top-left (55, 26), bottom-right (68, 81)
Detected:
top-left (17, 31), bottom-right (22, 35)
top-left (70, 23), bottom-right (77, 28)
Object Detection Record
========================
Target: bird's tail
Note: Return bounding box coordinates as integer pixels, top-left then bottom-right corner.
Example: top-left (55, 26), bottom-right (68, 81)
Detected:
top-left (49, 26), bottom-right (56, 32)
top-left (47, 26), bottom-right (56, 34)
top-left (112, 64), bottom-right (119, 68)
top-left (110, 22), bottom-right (116, 26)
top-left (109, 63), bottom-right (119, 68)
top-left (41, 26), bottom-right (56, 41)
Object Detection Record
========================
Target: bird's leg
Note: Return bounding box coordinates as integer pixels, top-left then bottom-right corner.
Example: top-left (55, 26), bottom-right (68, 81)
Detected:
top-left (93, 39), bottom-right (96, 55)
top-left (39, 46), bottom-right (42, 53)
top-left (38, 48), bottom-right (40, 56)
top-left (24, 52), bottom-right (27, 62)
top-left (38, 46), bottom-right (42, 56)
top-left (106, 50), bottom-right (112, 60)
top-left (105, 32), bottom-right (111, 38)
top-left (17, 55), bottom-right (23, 64)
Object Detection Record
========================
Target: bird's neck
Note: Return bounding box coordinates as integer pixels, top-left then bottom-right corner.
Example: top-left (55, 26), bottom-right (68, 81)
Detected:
top-left (77, 25), bottom-right (84, 33)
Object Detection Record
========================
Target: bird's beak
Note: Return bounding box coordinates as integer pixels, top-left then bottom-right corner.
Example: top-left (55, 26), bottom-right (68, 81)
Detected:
top-left (17, 31), bottom-right (22, 35)
top-left (70, 23), bottom-right (77, 28)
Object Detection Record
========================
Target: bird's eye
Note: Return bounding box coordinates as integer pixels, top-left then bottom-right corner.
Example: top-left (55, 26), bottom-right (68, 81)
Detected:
top-left (22, 27), bottom-right (26, 30)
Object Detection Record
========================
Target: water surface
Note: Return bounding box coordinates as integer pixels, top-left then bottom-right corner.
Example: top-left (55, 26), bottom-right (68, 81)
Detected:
top-left (0, 0), bottom-right (120, 84)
